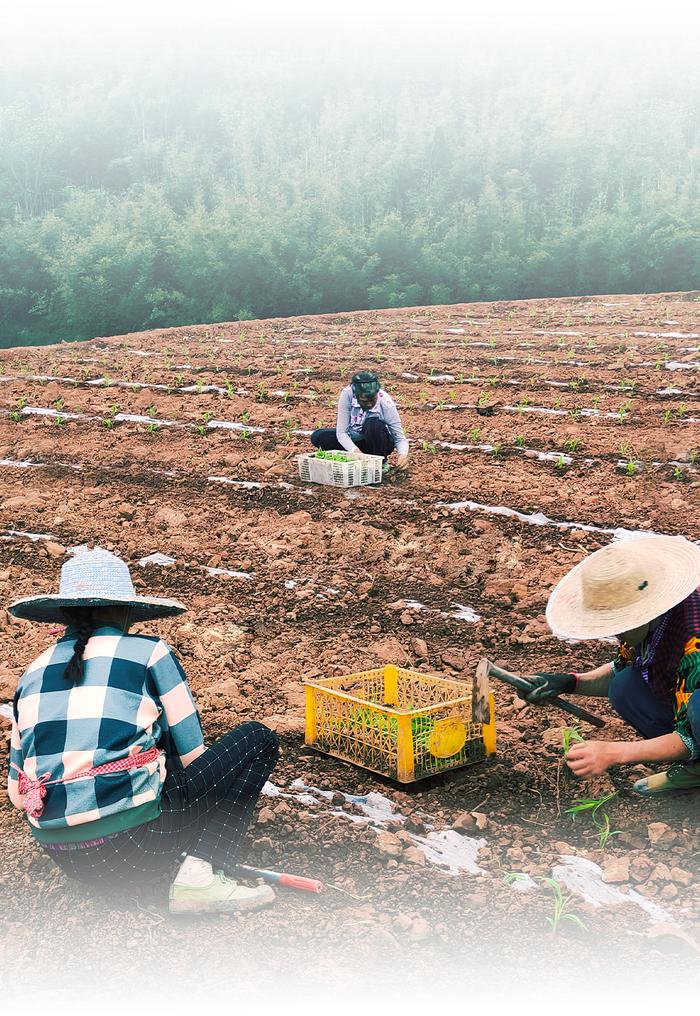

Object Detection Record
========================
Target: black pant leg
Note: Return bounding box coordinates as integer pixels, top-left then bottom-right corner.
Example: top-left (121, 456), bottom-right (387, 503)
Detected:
top-left (358, 417), bottom-right (394, 458)
top-left (310, 428), bottom-right (345, 451)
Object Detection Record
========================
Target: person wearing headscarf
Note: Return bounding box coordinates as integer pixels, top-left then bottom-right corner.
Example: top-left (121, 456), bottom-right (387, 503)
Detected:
top-left (310, 370), bottom-right (409, 471)
top-left (7, 547), bottom-right (278, 913)
top-left (523, 535), bottom-right (700, 795)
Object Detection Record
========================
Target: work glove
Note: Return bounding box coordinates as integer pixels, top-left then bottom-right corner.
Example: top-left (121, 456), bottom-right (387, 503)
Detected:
top-left (520, 672), bottom-right (577, 704)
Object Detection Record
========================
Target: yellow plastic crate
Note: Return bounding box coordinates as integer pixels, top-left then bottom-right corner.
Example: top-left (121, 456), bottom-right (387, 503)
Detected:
top-left (304, 664), bottom-right (496, 783)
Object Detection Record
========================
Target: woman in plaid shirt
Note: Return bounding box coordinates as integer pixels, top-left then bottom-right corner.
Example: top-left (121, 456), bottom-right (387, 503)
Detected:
top-left (8, 547), bottom-right (278, 914)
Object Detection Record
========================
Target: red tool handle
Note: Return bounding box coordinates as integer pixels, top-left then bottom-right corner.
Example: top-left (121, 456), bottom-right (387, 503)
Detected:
top-left (237, 864), bottom-right (323, 893)
top-left (277, 872), bottom-right (323, 893)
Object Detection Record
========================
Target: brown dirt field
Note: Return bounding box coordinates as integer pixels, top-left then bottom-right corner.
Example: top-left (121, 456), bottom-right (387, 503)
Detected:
top-left (1, 292), bottom-right (699, 1003)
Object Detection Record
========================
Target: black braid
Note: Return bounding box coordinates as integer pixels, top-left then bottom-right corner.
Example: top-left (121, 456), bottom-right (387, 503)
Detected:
top-left (62, 609), bottom-right (96, 683)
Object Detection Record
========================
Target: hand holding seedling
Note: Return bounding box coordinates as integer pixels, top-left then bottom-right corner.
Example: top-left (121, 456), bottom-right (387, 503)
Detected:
top-left (565, 740), bottom-right (621, 777)
top-left (395, 452), bottom-right (409, 471)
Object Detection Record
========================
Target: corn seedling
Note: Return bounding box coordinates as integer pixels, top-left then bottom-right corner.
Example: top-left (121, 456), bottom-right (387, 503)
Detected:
top-left (562, 726), bottom-right (584, 753)
top-left (540, 877), bottom-right (587, 935)
top-left (469, 427), bottom-right (482, 442)
top-left (240, 428), bottom-right (251, 440)
top-left (240, 410), bottom-right (250, 424)
top-left (10, 410), bottom-right (22, 423)
top-left (565, 791), bottom-right (620, 849)
top-left (555, 454), bottom-right (567, 470)
top-left (421, 440), bottom-right (438, 454)
top-left (53, 415), bottom-right (65, 426)
top-left (146, 422), bottom-right (158, 434)
top-left (492, 442), bottom-right (502, 459)
top-left (673, 466), bottom-right (684, 480)
top-left (195, 424), bottom-right (207, 436)
top-left (514, 435), bottom-right (525, 448)
top-left (202, 411), bottom-right (212, 424)
top-left (564, 438), bottom-right (580, 453)
top-left (17, 397), bottom-right (27, 409)
top-left (195, 379), bottom-right (204, 394)
top-left (146, 404), bottom-right (157, 418)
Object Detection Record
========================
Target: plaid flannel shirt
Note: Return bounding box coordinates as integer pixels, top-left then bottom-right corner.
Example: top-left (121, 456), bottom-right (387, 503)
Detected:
top-left (8, 625), bottom-right (205, 838)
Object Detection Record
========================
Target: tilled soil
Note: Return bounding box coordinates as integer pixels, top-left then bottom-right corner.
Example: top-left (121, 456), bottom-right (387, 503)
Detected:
top-left (1, 292), bottom-right (699, 1001)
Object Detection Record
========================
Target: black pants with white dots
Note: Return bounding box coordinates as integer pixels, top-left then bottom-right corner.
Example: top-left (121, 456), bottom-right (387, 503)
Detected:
top-left (45, 722), bottom-right (279, 885)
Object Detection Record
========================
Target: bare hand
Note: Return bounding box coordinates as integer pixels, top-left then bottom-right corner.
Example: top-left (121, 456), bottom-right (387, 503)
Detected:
top-left (566, 741), bottom-right (621, 777)
top-left (350, 450), bottom-right (365, 459)
top-left (395, 453), bottom-right (409, 471)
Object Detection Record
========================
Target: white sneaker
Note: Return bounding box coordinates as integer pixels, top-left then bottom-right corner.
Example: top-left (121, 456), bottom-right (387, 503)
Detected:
top-left (169, 870), bottom-right (275, 914)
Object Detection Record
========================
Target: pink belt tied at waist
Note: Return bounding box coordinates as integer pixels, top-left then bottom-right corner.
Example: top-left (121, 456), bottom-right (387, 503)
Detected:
top-left (11, 746), bottom-right (163, 819)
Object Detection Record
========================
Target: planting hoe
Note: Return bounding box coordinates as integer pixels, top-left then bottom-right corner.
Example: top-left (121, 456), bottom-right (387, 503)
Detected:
top-left (475, 658), bottom-right (605, 728)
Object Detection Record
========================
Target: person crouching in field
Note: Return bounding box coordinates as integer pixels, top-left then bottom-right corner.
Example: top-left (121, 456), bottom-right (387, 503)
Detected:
top-left (7, 547), bottom-right (278, 914)
top-left (311, 370), bottom-right (409, 473)
top-left (522, 536), bottom-right (700, 796)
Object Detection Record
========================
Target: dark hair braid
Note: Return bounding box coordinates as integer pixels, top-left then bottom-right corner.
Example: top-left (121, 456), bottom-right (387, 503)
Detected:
top-left (62, 609), bottom-right (96, 683)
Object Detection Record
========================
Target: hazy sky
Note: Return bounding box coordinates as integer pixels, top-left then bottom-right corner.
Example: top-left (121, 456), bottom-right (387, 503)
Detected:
top-left (4, 0), bottom-right (698, 58)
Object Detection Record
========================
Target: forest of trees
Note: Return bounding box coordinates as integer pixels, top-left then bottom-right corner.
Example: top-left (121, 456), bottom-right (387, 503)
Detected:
top-left (1, 35), bottom-right (700, 346)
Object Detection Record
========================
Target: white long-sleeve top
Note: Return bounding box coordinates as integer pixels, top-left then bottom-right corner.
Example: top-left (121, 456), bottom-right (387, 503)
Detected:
top-left (335, 386), bottom-right (409, 456)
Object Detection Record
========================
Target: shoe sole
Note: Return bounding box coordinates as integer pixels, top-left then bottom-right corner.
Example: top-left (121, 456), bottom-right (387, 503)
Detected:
top-left (169, 889), bottom-right (275, 915)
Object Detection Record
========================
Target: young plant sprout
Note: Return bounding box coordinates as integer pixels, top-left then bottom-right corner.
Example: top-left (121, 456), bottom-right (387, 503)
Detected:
top-left (555, 454), bottom-right (567, 471)
top-left (10, 410), bottom-right (22, 423)
top-left (561, 726), bottom-right (584, 753)
top-left (564, 438), bottom-right (580, 453)
top-left (146, 404), bottom-right (157, 418)
top-left (626, 461), bottom-right (637, 476)
top-left (514, 435), bottom-right (525, 448)
top-left (240, 410), bottom-right (250, 424)
top-left (673, 466), bottom-right (684, 481)
top-left (469, 427), bottom-right (482, 442)
top-left (146, 422), bottom-right (159, 434)
top-left (565, 792), bottom-right (620, 850)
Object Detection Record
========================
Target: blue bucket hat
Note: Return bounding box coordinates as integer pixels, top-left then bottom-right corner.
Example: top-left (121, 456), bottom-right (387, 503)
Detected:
top-left (9, 547), bottom-right (186, 623)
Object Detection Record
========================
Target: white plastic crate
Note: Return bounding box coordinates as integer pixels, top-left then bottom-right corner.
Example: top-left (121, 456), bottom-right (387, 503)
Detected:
top-left (297, 451), bottom-right (384, 487)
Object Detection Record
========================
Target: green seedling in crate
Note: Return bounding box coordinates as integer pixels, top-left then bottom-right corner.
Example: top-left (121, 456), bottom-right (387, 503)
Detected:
top-left (314, 450), bottom-right (353, 462)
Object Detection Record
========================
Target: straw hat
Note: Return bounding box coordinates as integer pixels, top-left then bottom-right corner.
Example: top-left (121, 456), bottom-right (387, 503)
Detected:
top-left (9, 547), bottom-right (186, 624)
top-left (546, 535), bottom-right (700, 640)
